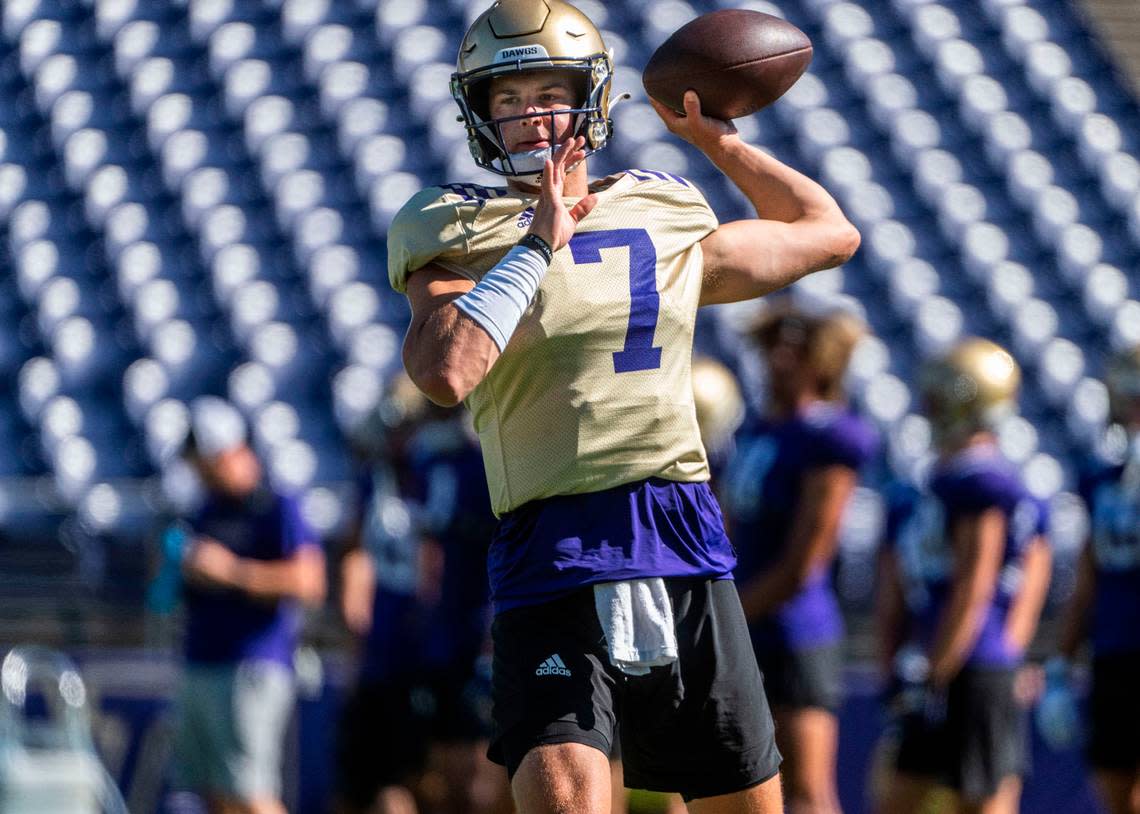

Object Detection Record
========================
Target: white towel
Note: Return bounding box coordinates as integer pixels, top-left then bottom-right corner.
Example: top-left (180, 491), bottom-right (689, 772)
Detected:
top-left (593, 578), bottom-right (678, 676)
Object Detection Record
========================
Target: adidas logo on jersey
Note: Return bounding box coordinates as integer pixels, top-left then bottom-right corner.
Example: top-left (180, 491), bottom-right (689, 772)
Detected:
top-left (517, 207), bottom-right (534, 228)
top-left (535, 654), bottom-right (572, 677)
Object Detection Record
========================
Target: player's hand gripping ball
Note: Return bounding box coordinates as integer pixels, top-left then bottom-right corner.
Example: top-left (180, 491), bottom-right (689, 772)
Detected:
top-left (642, 9), bottom-right (813, 120)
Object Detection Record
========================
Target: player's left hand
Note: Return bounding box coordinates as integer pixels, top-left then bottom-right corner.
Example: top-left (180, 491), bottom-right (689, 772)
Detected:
top-left (650, 90), bottom-right (738, 153)
top-left (183, 537), bottom-right (240, 588)
top-left (527, 135), bottom-right (598, 252)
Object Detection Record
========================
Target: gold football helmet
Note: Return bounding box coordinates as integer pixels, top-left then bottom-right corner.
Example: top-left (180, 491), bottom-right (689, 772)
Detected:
top-left (692, 356), bottom-right (745, 456)
top-left (1106, 344), bottom-right (1140, 427)
top-left (920, 338), bottom-right (1020, 448)
top-left (451, 0), bottom-right (614, 178)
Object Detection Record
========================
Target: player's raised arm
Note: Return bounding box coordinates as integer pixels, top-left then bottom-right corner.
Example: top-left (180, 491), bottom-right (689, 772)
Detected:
top-left (650, 91), bottom-right (860, 306)
top-left (402, 137), bottom-right (595, 407)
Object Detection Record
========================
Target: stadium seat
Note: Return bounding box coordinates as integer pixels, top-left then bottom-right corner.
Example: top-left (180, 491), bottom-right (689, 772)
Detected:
top-left (374, 0), bottom-right (428, 45)
top-left (1083, 263), bottom-right (1129, 325)
top-left (961, 221), bottom-right (1010, 280)
top-left (1030, 185), bottom-right (1080, 246)
top-left (280, 0), bottom-right (331, 46)
top-left (345, 322), bottom-right (399, 372)
top-left (1109, 300), bottom-right (1140, 351)
top-left (228, 279), bottom-right (280, 342)
top-left (913, 295), bottom-right (964, 358)
top-left (318, 61), bottom-right (371, 122)
top-left (933, 39), bottom-right (985, 94)
top-left (1066, 377), bottom-right (1110, 444)
top-left (890, 109), bottom-right (941, 167)
top-left (843, 38), bottom-right (896, 89)
top-left (292, 206), bottom-right (345, 267)
top-left (865, 73), bottom-right (917, 131)
top-left (306, 244), bottom-right (359, 308)
top-left (982, 111), bottom-right (1032, 169)
top-left (958, 75), bottom-right (1008, 133)
top-left (986, 261), bottom-right (1035, 321)
top-left (1023, 40), bottom-right (1072, 96)
top-left (336, 97), bottom-right (391, 160)
top-left (999, 5), bottom-right (1052, 63)
top-left (115, 241), bottom-right (163, 302)
top-left (228, 359), bottom-right (276, 414)
top-left (327, 281), bottom-right (381, 350)
top-left (1006, 149), bottom-right (1054, 209)
top-left (129, 57), bottom-right (177, 116)
top-left (910, 4), bottom-right (959, 59)
top-left (1038, 338), bottom-right (1086, 407)
top-left (112, 20), bottom-right (160, 78)
top-left (331, 363), bottom-right (382, 435)
top-left (887, 258), bottom-right (940, 318)
top-left (20, 18), bottom-right (65, 78)
top-left (911, 148), bottom-right (962, 208)
top-left (935, 182), bottom-right (987, 243)
top-left (123, 357), bottom-right (169, 424)
top-left (208, 21), bottom-right (257, 81)
top-left (0, 163), bottom-right (29, 222)
top-left (862, 373), bottom-right (912, 427)
top-left (222, 59), bottom-right (273, 120)
top-left (391, 25), bottom-right (450, 77)
top-left (1011, 298), bottom-right (1060, 358)
top-left (1099, 151), bottom-right (1140, 213)
top-left (1049, 76), bottom-right (1098, 135)
top-left (823, 3), bottom-right (874, 52)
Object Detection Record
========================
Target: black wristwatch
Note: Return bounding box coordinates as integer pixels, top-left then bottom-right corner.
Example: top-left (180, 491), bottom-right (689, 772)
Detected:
top-left (518, 232), bottom-right (553, 265)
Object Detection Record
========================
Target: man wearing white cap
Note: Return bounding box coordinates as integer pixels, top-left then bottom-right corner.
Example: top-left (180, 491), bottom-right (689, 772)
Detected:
top-left (174, 397), bottom-right (326, 814)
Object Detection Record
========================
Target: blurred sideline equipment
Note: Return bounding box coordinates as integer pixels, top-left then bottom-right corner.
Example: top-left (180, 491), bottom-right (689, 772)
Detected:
top-left (0, 647), bottom-right (128, 814)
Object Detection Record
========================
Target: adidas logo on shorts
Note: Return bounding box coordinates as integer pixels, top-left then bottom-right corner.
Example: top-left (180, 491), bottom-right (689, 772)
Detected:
top-left (535, 654), bottom-right (572, 677)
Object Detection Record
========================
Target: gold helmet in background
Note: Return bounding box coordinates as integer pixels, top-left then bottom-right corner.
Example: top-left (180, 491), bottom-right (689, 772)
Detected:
top-left (920, 338), bottom-right (1020, 448)
top-left (451, 0), bottom-right (614, 178)
top-left (692, 356), bottom-right (745, 456)
top-left (1106, 344), bottom-right (1140, 427)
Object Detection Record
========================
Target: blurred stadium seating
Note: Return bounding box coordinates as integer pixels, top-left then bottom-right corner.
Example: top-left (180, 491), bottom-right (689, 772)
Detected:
top-left (0, 0), bottom-right (1135, 620)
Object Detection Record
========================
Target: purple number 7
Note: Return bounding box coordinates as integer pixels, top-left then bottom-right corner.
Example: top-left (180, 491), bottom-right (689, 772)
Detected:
top-left (568, 229), bottom-right (662, 373)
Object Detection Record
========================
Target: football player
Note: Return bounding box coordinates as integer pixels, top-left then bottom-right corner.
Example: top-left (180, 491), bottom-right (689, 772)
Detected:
top-left (1040, 344), bottom-right (1140, 814)
top-left (875, 339), bottom-right (1052, 814)
top-left (722, 295), bottom-right (876, 814)
top-left (387, 0), bottom-right (860, 811)
top-left (691, 354), bottom-right (746, 482)
top-left (335, 372), bottom-right (438, 814)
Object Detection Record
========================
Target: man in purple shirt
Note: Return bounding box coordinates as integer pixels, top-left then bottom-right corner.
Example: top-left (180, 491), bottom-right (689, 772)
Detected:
top-left (175, 397), bottom-right (326, 814)
top-left (876, 340), bottom-right (1051, 814)
top-left (1042, 344), bottom-right (1140, 814)
top-left (724, 296), bottom-right (877, 814)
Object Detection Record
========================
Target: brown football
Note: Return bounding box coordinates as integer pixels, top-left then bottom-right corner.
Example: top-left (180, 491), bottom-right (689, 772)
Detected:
top-left (642, 9), bottom-right (814, 120)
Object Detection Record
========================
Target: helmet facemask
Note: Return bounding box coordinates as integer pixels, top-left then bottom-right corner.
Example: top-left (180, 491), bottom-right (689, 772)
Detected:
top-left (451, 50), bottom-right (614, 184)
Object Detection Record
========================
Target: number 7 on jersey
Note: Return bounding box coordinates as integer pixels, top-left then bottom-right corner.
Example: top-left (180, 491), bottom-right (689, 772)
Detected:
top-left (568, 229), bottom-right (662, 373)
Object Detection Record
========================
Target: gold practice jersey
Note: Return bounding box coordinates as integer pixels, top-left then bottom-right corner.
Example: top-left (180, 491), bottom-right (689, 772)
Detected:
top-left (388, 170), bottom-right (719, 516)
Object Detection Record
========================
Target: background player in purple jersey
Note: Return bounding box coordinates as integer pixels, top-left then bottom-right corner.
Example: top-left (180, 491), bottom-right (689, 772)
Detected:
top-left (174, 397), bottom-right (326, 814)
top-left (336, 372), bottom-right (509, 814)
top-left (875, 339), bottom-right (1052, 814)
top-left (1039, 344), bottom-right (1140, 814)
top-left (722, 295), bottom-right (876, 814)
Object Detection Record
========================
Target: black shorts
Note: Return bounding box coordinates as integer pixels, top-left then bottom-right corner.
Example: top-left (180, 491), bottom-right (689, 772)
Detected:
top-left (754, 639), bottom-right (843, 713)
top-left (488, 578), bottom-right (781, 802)
top-left (1088, 651), bottom-right (1140, 771)
top-left (336, 664), bottom-right (492, 808)
top-left (895, 667), bottom-right (1028, 801)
